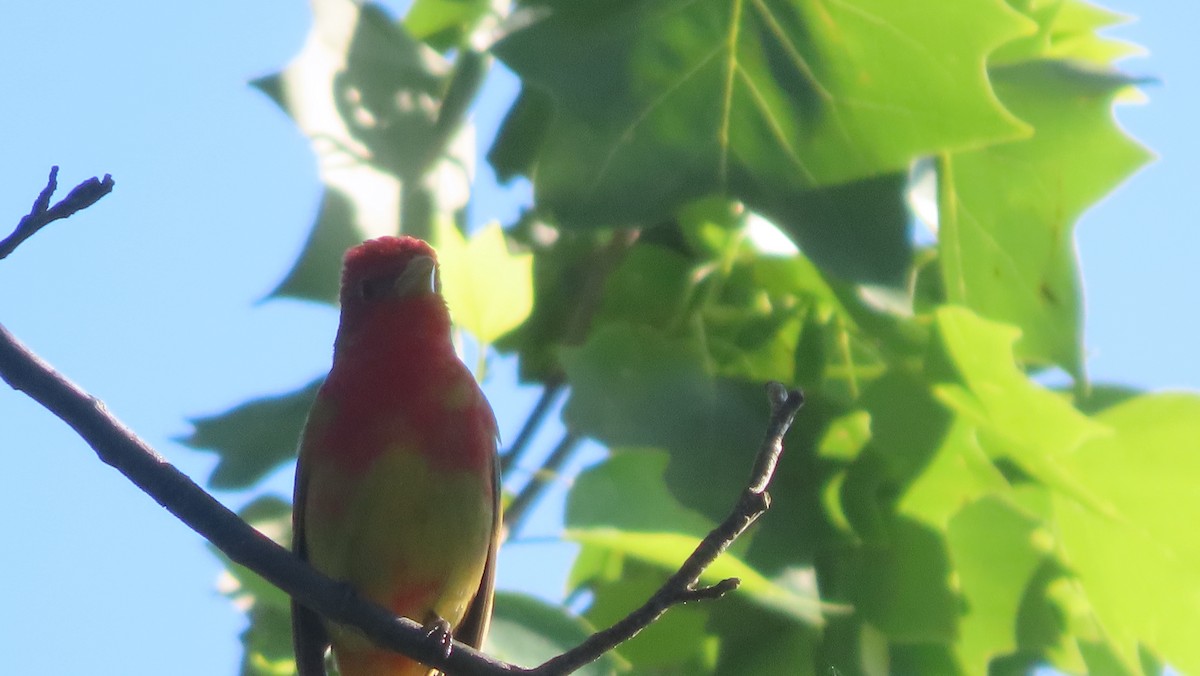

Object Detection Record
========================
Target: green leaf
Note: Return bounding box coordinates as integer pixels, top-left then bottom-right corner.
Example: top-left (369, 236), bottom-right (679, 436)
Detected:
top-left (896, 419), bottom-right (1008, 529)
top-left (330, 3), bottom-right (448, 180)
top-left (405, 0), bottom-right (489, 49)
top-left (816, 410), bottom-right (871, 462)
top-left (1047, 1), bottom-right (1143, 64)
top-left (486, 592), bottom-right (624, 674)
top-left (1053, 394), bottom-right (1200, 674)
top-left (253, 0), bottom-right (473, 272)
top-left (252, 0), bottom-right (444, 176)
top-left (746, 173), bottom-right (913, 287)
top-left (492, 222), bottom-right (612, 382)
top-left (596, 243), bottom-right (694, 330)
top-left (214, 497), bottom-right (295, 609)
top-left (566, 451), bottom-right (715, 537)
top-left (562, 324), bottom-right (792, 525)
top-left (180, 379), bottom-right (320, 489)
top-left (994, 0), bottom-right (1143, 66)
top-left (938, 61), bottom-right (1152, 377)
top-left (1010, 557), bottom-right (1086, 673)
top-left (560, 323), bottom-right (717, 451)
top-left (929, 307), bottom-right (1110, 506)
top-left (238, 604), bottom-right (297, 676)
top-left (707, 597), bottom-right (820, 676)
top-left (855, 517), bottom-right (959, 642)
top-left (946, 496), bottom-right (1046, 673)
top-left (568, 453), bottom-right (835, 627)
top-left (890, 643), bottom-right (964, 675)
top-left (495, 0), bottom-right (1032, 229)
top-left (487, 87), bottom-right (555, 182)
top-left (436, 220), bottom-right (534, 345)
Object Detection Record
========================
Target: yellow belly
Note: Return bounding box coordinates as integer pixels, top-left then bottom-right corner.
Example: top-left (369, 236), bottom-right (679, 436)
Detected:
top-left (303, 446), bottom-right (494, 675)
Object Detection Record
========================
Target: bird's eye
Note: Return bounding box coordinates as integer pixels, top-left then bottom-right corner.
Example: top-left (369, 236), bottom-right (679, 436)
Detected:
top-left (359, 277), bottom-right (392, 300)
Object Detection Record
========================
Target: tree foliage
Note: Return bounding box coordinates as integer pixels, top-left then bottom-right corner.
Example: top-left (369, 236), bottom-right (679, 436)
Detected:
top-left (181, 0), bottom-right (1200, 674)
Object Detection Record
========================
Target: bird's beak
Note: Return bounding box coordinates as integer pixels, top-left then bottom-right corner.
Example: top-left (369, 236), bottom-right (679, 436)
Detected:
top-left (393, 255), bottom-right (439, 297)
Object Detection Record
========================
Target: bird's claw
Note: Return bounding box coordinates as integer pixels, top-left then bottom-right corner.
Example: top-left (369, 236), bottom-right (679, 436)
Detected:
top-left (422, 615), bottom-right (453, 659)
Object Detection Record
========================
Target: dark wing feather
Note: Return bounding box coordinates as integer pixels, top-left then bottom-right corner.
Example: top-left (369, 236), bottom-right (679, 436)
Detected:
top-left (292, 446), bottom-right (331, 676)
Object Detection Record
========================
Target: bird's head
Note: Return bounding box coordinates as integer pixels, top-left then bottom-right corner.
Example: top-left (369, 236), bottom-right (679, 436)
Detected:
top-left (340, 236), bottom-right (441, 309)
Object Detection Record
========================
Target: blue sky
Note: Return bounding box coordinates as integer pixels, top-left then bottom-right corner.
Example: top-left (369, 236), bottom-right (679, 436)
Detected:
top-left (0, 3), bottom-right (1196, 675)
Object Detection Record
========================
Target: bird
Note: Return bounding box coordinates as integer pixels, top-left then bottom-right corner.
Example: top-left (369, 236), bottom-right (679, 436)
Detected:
top-left (291, 235), bottom-right (500, 676)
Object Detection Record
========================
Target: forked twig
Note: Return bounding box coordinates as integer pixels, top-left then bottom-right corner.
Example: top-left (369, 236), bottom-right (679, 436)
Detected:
top-left (0, 167), bottom-right (114, 260)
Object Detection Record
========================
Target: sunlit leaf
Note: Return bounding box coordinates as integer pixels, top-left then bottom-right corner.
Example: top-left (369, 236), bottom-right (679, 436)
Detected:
top-left (436, 220), bottom-right (534, 345)
top-left (929, 307), bottom-right (1110, 506)
top-left (405, 0), bottom-right (490, 49)
top-left (946, 496), bottom-right (1046, 673)
top-left (939, 61), bottom-right (1151, 377)
top-left (495, 0), bottom-right (1032, 228)
top-left (1054, 394), bottom-right (1200, 674)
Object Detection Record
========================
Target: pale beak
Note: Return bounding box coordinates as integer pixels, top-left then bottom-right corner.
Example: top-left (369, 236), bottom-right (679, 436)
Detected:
top-left (392, 255), bottom-right (439, 297)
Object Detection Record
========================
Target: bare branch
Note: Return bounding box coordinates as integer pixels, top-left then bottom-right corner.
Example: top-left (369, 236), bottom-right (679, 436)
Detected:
top-left (0, 167), bottom-right (114, 260)
top-left (530, 383), bottom-right (805, 676)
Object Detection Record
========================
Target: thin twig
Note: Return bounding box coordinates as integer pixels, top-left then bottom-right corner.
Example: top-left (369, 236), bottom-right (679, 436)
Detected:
top-left (0, 167), bottom-right (114, 260)
top-left (530, 383), bottom-right (805, 675)
top-left (502, 431), bottom-right (582, 539)
top-left (500, 380), bottom-right (564, 476)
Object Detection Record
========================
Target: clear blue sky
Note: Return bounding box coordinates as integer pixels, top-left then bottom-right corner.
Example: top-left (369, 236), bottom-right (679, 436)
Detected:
top-left (0, 3), bottom-right (1195, 675)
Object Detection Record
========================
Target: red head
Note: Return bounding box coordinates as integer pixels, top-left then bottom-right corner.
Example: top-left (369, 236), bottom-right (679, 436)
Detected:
top-left (340, 236), bottom-right (441, 307)
top-left (333, 236), bottom-right (448, 346)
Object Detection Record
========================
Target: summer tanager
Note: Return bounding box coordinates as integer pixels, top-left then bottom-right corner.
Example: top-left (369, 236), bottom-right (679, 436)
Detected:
top-left (291, 236), bottom-right (500, 676)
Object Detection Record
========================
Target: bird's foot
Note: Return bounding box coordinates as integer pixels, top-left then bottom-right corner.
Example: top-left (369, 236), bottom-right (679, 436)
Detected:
top-left (422, 614), bottom-right (453, 660)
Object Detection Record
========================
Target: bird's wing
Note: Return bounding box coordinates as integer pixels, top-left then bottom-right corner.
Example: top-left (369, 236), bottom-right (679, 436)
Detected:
top-left (292, 404), bottom-right (332, 676)
top-left (453, 448), bottom-right (501, 649)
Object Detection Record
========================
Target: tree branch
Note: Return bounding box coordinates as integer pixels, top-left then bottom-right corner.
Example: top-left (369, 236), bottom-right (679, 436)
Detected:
top-left (529, 383), bottom-right (804, 675)
top-left (0, 167), bottom-right (114, 260)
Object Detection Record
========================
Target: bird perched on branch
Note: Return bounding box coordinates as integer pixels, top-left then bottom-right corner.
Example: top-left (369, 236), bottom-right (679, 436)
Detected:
top-left (292, 236), bottom-right (500, 676)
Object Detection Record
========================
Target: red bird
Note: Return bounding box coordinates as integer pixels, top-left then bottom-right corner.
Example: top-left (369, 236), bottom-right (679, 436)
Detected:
top-left (292, 236), bottom-right (500, 676)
